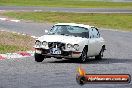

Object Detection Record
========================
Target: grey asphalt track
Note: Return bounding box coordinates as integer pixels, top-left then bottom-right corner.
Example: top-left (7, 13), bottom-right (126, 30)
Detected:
top-left (0, 6), bottom-right (132, 13)
top-left (0, 20), bottom-right (132, 88)
top-left (0, 21), bottom-right (52, 37)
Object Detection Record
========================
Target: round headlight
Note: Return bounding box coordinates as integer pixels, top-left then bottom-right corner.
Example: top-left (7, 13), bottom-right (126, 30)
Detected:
top-left (73, 44), bottom-right (79, 51)
top-left (35, 40), bottom-right (41, 46)
top-left (42, 41), bottom-right (48, 46)
top-left (67, 43), bottom-right (72, 48)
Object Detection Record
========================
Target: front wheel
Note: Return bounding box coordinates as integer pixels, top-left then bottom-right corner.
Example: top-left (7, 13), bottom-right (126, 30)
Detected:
top-left (34, 53), bottom-right (45, 62)
top-left (79, 48), bottom-right (88, 63)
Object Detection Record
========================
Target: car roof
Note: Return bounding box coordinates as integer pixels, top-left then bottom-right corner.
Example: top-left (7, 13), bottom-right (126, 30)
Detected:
top-left (55, 23), bottom-right (95, 29)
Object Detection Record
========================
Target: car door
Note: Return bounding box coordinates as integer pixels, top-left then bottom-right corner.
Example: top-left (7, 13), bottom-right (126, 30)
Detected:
top-left (87, 28), bottom-right (97, 56)
top-left (91, 27), bottom-right (102, 55)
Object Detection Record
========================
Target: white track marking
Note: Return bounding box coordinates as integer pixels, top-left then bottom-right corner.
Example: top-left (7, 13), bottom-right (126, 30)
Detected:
top-left (0, 17), bottom-right (20, 22)
top-left (0, 10), bottom-right (5, 12)
top-left (10, 20), bottom-right (20, 22)
top-left (31, 36), bottom-right (38, 39)
top-left (0, 51), bottom-right (34, 60)
top-left (34, 10), bottom-right (42, 12)
top-left (0, 18), bottom-right (7, 21)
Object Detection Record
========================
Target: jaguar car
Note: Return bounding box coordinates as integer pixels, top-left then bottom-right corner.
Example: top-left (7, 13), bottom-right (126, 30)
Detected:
top-left (34, 23), bottom-right (106, 62)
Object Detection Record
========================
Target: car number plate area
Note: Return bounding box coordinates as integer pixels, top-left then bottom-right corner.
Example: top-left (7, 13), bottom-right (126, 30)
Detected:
top-left (50, 48), bottom-right (61, 54)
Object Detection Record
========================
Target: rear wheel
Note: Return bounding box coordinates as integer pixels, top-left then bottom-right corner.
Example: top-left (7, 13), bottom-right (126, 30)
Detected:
top-left (95, 48), bottom-right (104, 60)
top-left (34, 53), bottom-right (45, 62)
top-left (79, 48), bottom-right (87, 63)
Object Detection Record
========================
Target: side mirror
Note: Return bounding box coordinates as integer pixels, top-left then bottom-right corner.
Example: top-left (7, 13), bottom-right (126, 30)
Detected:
top-left (45, 30), bottom-right (48, 33)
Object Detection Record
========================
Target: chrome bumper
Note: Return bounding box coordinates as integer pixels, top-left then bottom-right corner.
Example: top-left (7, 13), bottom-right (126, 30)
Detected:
top-left (35, 48), bottom-right (81, 58)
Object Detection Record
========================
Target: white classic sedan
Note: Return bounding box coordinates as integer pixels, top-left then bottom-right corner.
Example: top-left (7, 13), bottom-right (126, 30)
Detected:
top-left (34, 23), bottom-right (106, 62)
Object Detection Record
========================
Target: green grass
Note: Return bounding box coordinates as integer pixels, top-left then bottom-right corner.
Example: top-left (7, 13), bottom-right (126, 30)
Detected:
top-left (0, 45), bottom-right (28, 54)
top-left (2, 12), bottom-right (132, 31)
top-left (0, 31), bottom-right (35, 54)
top-left (0, 0), bottom-right (132, 8)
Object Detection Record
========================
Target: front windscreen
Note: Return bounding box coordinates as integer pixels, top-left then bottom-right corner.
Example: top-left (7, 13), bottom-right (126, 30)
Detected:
top-left (48, 25), bottom-right (89, 38)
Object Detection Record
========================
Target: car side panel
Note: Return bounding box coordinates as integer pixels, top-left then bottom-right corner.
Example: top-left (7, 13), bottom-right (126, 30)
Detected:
top-left (94, 37), bottom-right (104, 55)
top-left (87, 38), bottom-right (97, 56)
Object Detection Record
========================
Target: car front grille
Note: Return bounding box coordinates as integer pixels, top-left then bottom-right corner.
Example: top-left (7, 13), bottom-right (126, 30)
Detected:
top-left (48, 42), bottom-right (65, 50)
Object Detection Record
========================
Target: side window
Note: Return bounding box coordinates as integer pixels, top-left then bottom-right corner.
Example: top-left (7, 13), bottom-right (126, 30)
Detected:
top-left (89, 28), bottom-right (94, 38)
top-left (92, 28), bottom-right (99, 38)
top-left (89, 28), bottom-right (100, 38)
top-left (95, 28), bottom-right (100, 38)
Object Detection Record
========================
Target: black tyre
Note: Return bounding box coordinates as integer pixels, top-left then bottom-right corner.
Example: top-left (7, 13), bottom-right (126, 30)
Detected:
top-left (79, 48), bottom-right (87, 63)
top-left (95, 48), bottom-right (104, 60)
top-left (34, 53), bottom-right (44, 62)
